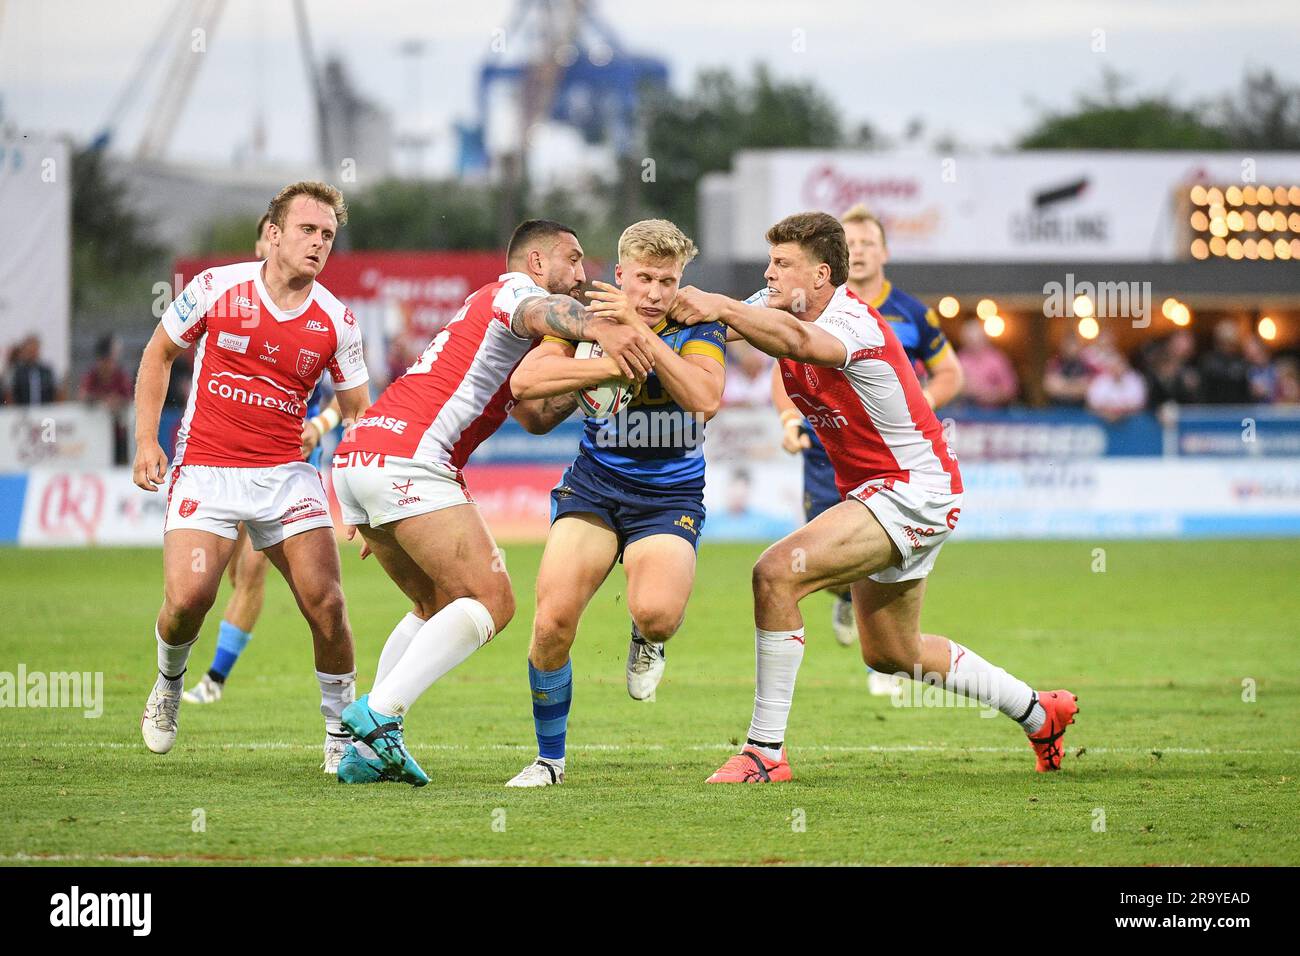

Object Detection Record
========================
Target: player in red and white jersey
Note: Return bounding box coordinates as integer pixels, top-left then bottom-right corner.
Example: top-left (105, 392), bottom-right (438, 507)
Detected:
top-left (132, 182), bottom-right (373, 766)
top-left (329, 219), bottom-right (656, 786)
top-left (670, 212), bottom-right (1078, 783)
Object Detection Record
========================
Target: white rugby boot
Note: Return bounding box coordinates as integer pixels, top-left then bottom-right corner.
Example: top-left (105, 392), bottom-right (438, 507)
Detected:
top-left (141, 676), bottom-right (183, 754)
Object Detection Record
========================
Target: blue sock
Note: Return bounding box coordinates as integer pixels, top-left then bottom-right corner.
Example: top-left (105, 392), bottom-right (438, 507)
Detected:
top-left (210, 621), bottom-right (252, 681)
top-left (529, 660), bottom-right (572, 761)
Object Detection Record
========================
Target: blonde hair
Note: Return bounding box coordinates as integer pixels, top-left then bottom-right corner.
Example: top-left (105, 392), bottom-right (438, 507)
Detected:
top-left (840, 203), bottom-right (886, 246)
top-left (267, 181), bottom-right (348, 229)
top-left (617, 219), bottom-right (698, 268)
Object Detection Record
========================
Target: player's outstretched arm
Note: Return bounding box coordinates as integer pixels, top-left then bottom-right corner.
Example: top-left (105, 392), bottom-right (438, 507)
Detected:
top-left (513, 294), bottom-right (654, 380)
top-left (132, 324), bottom-right (185, 492)
top-left (670, 286), bottom-right (847, 368)
top-left (510, 339), bottom-right (627, 400)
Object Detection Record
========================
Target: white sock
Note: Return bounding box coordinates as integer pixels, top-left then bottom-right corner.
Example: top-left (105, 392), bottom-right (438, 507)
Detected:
top-left (353, 613), bottom-right (426, 758)
top-left (156, 628), bottom-right (197, 683)
top-left (943, 641), bottom-right (1044, 732)
top-left (539, 755), bottom-right (565, 771)
top-left (317, 670), bottom-right (357, 736)
top-left (367, 598), bottom-right (495, 717)
top-left (745, 627), bottom-right (806, 748)
top-left (375, 612), bottom-right (426, 684)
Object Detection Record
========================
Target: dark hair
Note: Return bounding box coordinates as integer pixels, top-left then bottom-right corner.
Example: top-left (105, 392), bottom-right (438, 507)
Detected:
top-left (256, 214), bottom-right (271, 242)
top-left (766, 212), bottom-right (849, 286)
top-left (507, 219), bottom-right (578, 265)
top-left (94, 333), bottom-right (116, 360)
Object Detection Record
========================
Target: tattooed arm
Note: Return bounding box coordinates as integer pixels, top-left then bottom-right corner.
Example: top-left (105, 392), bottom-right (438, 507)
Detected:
top-left (512, 294), bottom-right (655, 380)
top-left (511, 393), bottom-right (581, 434)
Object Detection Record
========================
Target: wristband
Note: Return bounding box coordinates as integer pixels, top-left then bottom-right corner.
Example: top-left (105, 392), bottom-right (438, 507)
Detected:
top-left (320, 406), bottom-right (342, 431)
top-left (779, 409), bottom-right (802, 428)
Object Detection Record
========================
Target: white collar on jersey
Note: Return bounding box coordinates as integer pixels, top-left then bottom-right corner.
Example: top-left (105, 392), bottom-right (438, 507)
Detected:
top-left (253, 263), bottom-right (318, 323)
top-left (497, 271), bottom-right (540, 285)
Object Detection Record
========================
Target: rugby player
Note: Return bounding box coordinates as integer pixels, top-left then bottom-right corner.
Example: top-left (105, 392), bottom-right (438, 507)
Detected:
top-left (502, 219), bottom-right (726, 788)
top-left (669, 212), bottom-right (1078, 783)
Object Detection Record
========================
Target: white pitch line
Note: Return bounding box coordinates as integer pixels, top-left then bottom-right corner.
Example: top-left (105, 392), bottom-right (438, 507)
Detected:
top-left (13, 741), bottom-right (1300, 756)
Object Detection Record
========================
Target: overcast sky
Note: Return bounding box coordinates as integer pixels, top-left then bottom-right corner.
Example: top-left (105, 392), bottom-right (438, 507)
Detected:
top-left (3, 0), bottom-right (1298, 176)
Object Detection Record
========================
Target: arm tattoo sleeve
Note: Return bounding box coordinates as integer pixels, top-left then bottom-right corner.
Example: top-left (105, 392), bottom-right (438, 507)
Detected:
top-left (512, 295), bottom-right (591, 340)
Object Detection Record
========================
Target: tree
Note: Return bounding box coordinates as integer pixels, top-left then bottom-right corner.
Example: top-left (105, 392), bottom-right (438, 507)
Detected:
top-left (71, 147), bottom-right (166, 310)
top-left (1018, 70), bottom-right (1229, 150)
top-left (346, 179), bottom-right (500, 251)
top-left (641, 66), bottom-right (842, 233)
top-left (1216, 69), bottom-right (1300, 150)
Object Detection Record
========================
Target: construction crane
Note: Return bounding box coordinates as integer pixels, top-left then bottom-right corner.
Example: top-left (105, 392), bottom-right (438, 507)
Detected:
top-left (456, 0), bottom-right (669, 228)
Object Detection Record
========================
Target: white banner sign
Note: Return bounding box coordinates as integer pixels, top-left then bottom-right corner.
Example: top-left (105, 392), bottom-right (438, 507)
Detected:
top-left (0, 405), bottom-right (114, 470)
top-left (728, 150), bottom-right (1300, 262)
top-left (19, 468), bottom-right (166, 547)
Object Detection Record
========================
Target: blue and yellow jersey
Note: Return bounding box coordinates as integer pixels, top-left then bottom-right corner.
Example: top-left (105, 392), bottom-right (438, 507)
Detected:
top-left (546, 319), bottom-right (727, 494)
top-left (859, 280), bottom-right (952, 373)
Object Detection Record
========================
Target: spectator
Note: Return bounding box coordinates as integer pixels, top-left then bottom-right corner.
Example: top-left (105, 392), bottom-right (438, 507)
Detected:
top-left (6, 335), bottom-right (63, 405)
top-left (1274, 357), bottom-right (1300, 405)
top-left (1086, 350), bottom-right (1147, 422)
top-left (721, 341), bottom-right (774, 407)
top-left (1042, 332), bottom-right (1093, 407)
top-left (1242, 335), bottom-right (1277, 403)
top-left (1199, 320), bottom-right (1253, 404)
top-left (1143, 329), bottom-right (1201, 408)
top-left (956, 319), bottom-right (1018, 408)
top-left (80, 334), bottom-right (135, 465)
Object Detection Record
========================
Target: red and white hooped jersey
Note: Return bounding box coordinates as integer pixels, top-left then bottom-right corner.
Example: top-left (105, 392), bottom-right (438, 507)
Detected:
top-left (163, 260), bottom-right (369, 468)
top-left (334, 272), bottom-right (547, 471)
top-left (771, 285), bottom-right (962, 498)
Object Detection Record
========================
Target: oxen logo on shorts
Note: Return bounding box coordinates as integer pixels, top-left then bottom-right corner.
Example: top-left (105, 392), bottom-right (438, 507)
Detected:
top-left (179, 498), bottom-right (200, 518)
top-left (297, 349), bottom-right (321, 377)
top-left (392, 480), bottom-right (414, 495)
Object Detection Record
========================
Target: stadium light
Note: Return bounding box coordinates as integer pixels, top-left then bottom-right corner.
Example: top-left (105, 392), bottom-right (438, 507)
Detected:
top-left (1189, 185), bottom-right (1208, 205)
top-left (1077, 316), bottom-right (1100, 339)
top-left (938, 296), bottom-right (960, 318)
top-left (1073, 294), bottom-right (1094, 319)
top-left (1161, 297), bottom-right (1178, 319)
top-left (1190, 239), bottom-right (1210, 259)
top-left (1171, 303), bottom-right (1192, 326)
top-left (976, 298), bottom-right (997, 320)
top-left (983, 314), bottom-right (1006, 338)
top-left (1258, 316), bottom-right (1278, 341)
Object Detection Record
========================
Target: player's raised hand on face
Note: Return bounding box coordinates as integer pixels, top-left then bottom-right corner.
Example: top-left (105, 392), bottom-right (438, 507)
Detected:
top-left (132, 439), bottom-right (169, 492)
top-left (591, 320), bottom-right (655, 381)
top-left (584, 281), bottom-right (638, 326)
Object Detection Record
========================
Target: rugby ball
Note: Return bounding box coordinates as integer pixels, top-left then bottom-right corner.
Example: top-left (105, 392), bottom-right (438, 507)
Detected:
top-left (573, 341), bottom-right (633, 418)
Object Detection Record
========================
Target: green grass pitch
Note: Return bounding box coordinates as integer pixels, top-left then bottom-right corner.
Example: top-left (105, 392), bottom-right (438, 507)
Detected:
top-left (1, 538), bottom-right (1297, 866)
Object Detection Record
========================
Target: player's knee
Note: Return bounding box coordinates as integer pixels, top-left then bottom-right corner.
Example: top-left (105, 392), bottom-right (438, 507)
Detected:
top-left (532, 605), bottom-right (578, 652)
top-left (752, 551), bottom-right (796, 600)
top-left (306, 586), bottom-right (347, 631)
top-left (164, 586), bottom-right (217, 623)
top-left (631, 605), bottom-right (683, 643)
top-left (471, 575), bottom-right (515, 634)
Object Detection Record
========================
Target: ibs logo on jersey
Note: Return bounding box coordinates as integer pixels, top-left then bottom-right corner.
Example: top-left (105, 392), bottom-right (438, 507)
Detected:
top-left (297, 349), bottom-right (321, 377)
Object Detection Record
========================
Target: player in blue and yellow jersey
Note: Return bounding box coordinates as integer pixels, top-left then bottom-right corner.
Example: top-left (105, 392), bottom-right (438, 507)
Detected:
top-left (503, 219), bottom-right (726, 787)
top-left (771, 204), bottom-right (964, 690)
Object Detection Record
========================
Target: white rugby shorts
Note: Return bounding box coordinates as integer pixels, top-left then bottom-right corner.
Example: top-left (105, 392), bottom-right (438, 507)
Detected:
top-left (164, 461), bottom-right (332, 550)
top-left (330, 452), bottom-right (473, 528)
top-left (847, 477), bottom-right (963, 583)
